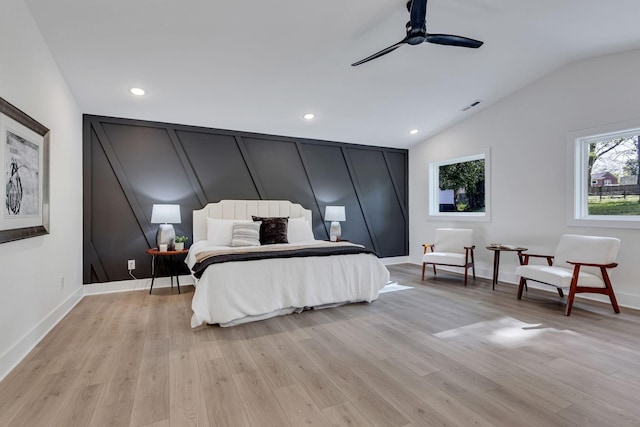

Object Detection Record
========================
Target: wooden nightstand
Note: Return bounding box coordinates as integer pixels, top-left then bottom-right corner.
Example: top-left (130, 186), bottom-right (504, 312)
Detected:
top-left (146, 248), bottom-right (188, 294)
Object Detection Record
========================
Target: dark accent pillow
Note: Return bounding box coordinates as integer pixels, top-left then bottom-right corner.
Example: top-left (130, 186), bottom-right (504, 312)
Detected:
top-left (252, 216), bottom-right (289, 244)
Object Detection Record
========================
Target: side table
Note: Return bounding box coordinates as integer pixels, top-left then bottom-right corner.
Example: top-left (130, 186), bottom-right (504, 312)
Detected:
top-left (146, 248), bottom-right (189, 294)
top-left (485, 245), bottom-right (527, 290)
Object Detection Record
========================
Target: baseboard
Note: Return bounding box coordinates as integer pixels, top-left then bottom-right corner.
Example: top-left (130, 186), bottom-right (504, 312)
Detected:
top-left (405, 261), bottom-right (640, 311)
top-left (0, 286), bottom-right (84, 382)
top-left (610, 292), bottom-right (640, 310)
top-left (83, 275), bottom-right (195, 295)
top-left (518, 282), bottom-right (640, 311)
top-left (381, 256), bottom-right (409, 265)
top-left (0, 275), bottom-right (196, 381)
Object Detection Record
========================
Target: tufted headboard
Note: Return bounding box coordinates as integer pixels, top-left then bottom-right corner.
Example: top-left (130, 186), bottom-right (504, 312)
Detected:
top-left (193, 200), bottom-right (313, 242)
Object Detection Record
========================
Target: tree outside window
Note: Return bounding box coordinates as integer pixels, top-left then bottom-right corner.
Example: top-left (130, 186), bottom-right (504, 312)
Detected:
top-left (429, 150), bottom-right (490, 221)
top-left (438, 159), bottom-right (485, 213)
top-left (571, 122), bottom-right (640, 228)
top-left (586, 133), bottom-right (639, 216)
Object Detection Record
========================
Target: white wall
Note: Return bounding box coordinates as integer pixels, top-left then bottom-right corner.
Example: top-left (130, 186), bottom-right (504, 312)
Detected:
top-left (410, 48), bottom-right (640, 309)
top-left (0, 0), bottom-right (82, 380)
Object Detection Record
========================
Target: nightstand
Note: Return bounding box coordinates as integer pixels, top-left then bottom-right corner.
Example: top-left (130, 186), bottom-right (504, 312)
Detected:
top-left (146, 248), bottom-right (188, 294)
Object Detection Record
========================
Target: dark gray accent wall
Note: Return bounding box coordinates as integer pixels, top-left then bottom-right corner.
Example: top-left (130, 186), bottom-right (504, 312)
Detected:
top-left (83, 115), bottom-right (408, 284)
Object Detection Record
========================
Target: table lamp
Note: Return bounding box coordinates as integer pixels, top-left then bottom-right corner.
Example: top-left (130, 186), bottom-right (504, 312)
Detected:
top-left (324, 206), bottom-right (346, 242)
top-left (151, 204), bottom-right (181, 250)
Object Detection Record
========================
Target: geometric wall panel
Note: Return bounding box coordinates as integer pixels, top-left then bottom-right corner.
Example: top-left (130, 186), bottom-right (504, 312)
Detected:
top-left (83, 115), bottom-right (408, 284)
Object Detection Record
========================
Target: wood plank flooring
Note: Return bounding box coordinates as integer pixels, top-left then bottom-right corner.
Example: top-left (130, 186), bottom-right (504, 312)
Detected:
top-left (2, 264), bottom-right (640, 426)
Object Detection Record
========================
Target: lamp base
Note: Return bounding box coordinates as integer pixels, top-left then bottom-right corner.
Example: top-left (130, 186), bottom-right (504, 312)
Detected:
top-left (156, 224), bottom-right (176, 250)
top-left (329, 221), bottom-right (341, 242)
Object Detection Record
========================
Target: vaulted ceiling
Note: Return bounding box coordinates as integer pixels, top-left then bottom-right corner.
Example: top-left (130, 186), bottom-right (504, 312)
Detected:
top-left (25, 0), bottom-right (640, 148)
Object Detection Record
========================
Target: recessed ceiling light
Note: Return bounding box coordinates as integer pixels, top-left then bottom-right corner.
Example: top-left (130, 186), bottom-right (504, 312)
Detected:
top-left (409, 129), bottom-right (419, 135)
top-left (303, 113), bottom-right (315, 120)
top-left (129, 87), bottom-right (146, 96)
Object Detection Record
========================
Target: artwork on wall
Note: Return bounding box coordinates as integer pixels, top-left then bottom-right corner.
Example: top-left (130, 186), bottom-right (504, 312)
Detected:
top-left (428, 148), bottom-right (491, 221)
top-left (0, 97), bottom-right (50, 243)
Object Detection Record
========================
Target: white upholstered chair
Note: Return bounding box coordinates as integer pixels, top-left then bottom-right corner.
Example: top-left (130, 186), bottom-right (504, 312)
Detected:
top-left (422, 228), bottom-right (475, 286)
top-left (515, 234), bottom-right (620, 316)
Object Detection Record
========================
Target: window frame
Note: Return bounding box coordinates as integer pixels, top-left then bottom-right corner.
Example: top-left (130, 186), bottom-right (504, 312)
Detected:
top-left (428, 148), bottom-right (491, 222)
top-left (568, 119), bottom-right (640, 229)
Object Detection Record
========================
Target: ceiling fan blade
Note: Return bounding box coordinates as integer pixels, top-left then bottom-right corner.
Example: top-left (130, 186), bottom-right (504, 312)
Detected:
top-left (351, 40), bottom-right (406, 66)
top-left (409, 0), bottom-right (428, 33)
top-left (426, 33), bottom-right (483, 48)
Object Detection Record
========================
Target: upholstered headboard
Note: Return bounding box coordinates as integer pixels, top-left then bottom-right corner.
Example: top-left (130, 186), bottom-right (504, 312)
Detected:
top-left (193, 200), bottom-right (313, 242)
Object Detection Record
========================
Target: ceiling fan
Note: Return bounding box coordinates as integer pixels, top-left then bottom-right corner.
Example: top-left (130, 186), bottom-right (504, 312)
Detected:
top-left (352, 0), bottom-right (483, 66)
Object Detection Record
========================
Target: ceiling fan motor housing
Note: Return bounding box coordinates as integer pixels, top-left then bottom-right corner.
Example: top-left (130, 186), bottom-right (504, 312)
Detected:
top-left (406, 22), bottom-right (427, 45)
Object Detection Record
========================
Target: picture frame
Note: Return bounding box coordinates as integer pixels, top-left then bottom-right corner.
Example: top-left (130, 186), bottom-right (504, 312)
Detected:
top-left (428, 148), bottom-right (491, 222)
top-left (0, 97), bottom-right (50, 243)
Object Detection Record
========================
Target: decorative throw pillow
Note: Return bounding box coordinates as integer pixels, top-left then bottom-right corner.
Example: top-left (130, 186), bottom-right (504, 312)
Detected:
top-left (230, 222), bottom-right (261, 247)
top-left (287, 217), bottom-right (315, 242)
top-left (252, 216), bottom-right (289, 244)
top-left (207, 218), bottom-right (251, 246)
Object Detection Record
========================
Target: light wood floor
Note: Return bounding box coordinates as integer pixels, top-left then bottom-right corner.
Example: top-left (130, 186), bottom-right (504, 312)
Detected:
top-left (2, 264), bottom-right (640, 426)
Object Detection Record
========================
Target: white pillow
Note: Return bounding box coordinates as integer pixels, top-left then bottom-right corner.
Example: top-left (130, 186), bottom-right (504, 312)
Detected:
top-left (287, 217), bottom-right (315, 242)
top-left (230, 222), bottom-right (261, 247)
top-left (207, 218), bottom-right (251, 246)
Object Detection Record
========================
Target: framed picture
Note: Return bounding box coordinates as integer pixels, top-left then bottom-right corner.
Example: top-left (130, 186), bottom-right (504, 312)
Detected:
top-left (428, 148), bottom-right (491, 221)
top-left (0, 97), bottom-right (50, 243)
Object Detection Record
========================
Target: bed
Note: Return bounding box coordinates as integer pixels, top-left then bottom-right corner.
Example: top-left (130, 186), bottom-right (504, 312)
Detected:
top-left (187, 200), bottom-right (390, 327)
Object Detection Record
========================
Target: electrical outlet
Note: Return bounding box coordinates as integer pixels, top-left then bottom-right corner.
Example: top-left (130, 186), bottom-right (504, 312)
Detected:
top-left (128, 259), bottom-right (136, 270)
top-left (60, 277), bottom-right (65, 290)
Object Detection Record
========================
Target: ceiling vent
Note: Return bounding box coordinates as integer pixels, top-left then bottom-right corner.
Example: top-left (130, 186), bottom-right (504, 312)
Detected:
top-left (461, 99), bottom-right (482, 111)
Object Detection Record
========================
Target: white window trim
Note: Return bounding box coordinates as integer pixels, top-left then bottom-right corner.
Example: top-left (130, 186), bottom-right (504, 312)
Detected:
top-left (428, 148), bottom-right (491, 222)
top-left (567, 118), bottom-right (640, 229)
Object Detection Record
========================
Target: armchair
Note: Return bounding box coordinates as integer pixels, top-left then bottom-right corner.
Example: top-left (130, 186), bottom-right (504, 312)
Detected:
top-left (515, 234), bottom-right (620, 316)
top-left (422, 228), bottom-right (475, 286)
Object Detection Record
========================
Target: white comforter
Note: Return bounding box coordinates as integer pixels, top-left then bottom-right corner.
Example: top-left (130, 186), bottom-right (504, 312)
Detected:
top-left (187, 240), bottom-right (390, 327)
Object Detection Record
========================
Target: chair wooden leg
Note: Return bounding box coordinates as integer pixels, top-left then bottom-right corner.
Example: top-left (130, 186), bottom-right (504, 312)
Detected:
top-left (557, 288), bottom-right (564, 297)
top-left (565, 267), bottom-right (580, 316)
top-left (517, 278), bottom-right (526, 299)
top-left (421, 263), bottom-right (426, 280)
top-left (432, 265), bottom-right (436, 276)
top-left (602, 268), bottom-right (620, 313)
top-left (471, 250), bottom-right (476, 280)
top-left (565, 289), bottom-right (576, 316)
top-left (607, 289), bottom-right (621, 313)
top-left (463, 268), bottom-right (468, 287)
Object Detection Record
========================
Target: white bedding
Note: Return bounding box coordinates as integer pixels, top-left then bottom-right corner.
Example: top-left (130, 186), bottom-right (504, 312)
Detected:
top-left (187, 240), bottom-right (390, 327)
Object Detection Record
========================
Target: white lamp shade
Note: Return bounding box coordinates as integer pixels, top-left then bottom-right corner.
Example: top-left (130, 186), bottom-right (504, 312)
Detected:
top-left (151, 204), bottom-right (181, 224)
top-left (324, 206), bottom-right (345, 222)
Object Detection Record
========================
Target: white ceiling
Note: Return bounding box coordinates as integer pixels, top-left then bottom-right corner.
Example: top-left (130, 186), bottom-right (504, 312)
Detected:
top-left (24, 0), bottom-right (640, 148)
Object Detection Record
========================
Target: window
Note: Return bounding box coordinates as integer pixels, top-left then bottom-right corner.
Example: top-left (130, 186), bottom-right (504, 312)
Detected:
top-left (428, 149), bottom-right (490, 221)
top-left (571, 122), bottom-right (640, 228)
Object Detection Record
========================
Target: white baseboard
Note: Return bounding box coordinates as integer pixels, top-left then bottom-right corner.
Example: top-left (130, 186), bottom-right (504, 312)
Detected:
top-left (0, 286), bottom-right (83, 382)
top-left (381, 256), bottom-right (409, 265)
top-left (83, 275), bottom-right (195, 295)
top-left (404, 261), bottom-right (640, 311)
top-left (611, 291), bottom-right (640, 310)
top-left (0, 274), bottom-right (197, 382)
top-left (517, 281), bottom-right (640, 311)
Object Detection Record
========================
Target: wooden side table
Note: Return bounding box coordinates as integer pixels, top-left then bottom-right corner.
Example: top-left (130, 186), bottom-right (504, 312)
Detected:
top-left (146, 248), bottom-right (189, 294)
top-left (485, 245), bottom-right (527, 290)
